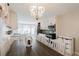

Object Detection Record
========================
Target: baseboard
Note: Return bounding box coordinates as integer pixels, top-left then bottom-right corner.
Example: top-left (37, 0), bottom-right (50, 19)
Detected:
top-left (75, 51), bottom-right (79, 56)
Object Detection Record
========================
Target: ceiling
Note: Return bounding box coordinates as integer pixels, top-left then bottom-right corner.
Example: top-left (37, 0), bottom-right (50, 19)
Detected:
top-left (9, 3), bottom-right (79, 21)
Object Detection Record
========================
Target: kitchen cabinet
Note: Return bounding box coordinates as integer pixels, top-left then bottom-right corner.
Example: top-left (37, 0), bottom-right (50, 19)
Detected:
top-left (37, 34), bottom-right (75, 56)
top-left (37, 34), bottom-right (49, 46)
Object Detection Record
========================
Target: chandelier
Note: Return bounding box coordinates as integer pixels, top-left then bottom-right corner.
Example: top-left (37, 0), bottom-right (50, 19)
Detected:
top-left (30, 5), bottom-right (45, 20)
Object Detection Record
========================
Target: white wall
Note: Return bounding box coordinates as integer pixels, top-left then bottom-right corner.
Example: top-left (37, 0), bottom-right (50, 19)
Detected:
top-left (56, 11), bottom-right (79, 55)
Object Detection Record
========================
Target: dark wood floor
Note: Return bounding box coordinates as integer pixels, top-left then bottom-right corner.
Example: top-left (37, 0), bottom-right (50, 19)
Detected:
top-left (6, 39), bottom-right (63, 56)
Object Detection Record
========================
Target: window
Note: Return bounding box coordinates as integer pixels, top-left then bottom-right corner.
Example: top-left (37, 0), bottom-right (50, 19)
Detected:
top-left (17, 23), bottom-right (36, 39)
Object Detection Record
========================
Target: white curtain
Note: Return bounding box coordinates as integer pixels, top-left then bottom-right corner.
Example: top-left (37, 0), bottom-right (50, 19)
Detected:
top-left (17, 23), bottom-right (36, 39)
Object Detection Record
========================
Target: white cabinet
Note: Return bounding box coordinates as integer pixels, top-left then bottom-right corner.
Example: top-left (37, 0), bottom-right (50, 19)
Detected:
top-left (56, 38), bottom-right (65, 55)
top-left (37, 34), bottom-right (49, 46)
top-left (49, 39), bottom-right (57, 51)
top-left (49, 37), bottom-right (74, 56)
top-left (64, 39), bottom-right (74, 56)
top-left (48, 38), bottom-right (64, 55)
top-left (37, 34), bottom-right (74, 56)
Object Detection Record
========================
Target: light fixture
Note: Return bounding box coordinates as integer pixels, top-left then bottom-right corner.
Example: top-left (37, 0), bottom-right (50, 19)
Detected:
top-left (30, 5), bottom-right (45, 20)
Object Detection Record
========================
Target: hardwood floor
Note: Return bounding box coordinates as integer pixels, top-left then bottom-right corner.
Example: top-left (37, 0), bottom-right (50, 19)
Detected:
top-left (6, 39), bottom-right (63, 56)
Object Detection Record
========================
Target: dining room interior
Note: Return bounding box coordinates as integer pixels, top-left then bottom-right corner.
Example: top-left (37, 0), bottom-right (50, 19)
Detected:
top-left (0, 3), bottom-right (79, 56)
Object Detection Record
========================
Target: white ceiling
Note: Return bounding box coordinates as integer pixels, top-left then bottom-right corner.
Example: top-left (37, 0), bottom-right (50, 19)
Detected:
top-left (9, 3), bottom-right (79, 21)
